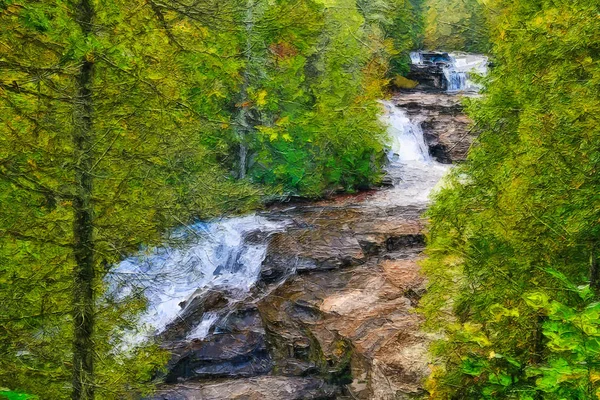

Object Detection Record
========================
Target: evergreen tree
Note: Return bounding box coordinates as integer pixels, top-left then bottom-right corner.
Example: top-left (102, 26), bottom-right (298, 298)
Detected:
top-left (0, 1), bottom-right (256, 398)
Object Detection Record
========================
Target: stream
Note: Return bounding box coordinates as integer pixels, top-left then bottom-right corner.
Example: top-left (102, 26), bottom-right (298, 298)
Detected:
top-left (109, 52), bottom-right (487, 400)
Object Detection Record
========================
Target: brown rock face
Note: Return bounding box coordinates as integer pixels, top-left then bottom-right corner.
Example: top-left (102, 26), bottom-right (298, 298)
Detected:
top-left (155, 198), bottom-right (433, 398)
top-left (150, 376), bottom-right (340, 400)
top-left (253, 199), bottom-right (431, 400)
top-left (258, 260), bottom-right (429, 399)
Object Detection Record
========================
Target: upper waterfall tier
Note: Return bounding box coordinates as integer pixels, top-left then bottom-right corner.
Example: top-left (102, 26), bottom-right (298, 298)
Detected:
top-left (408, 51), bottom-right (488, 92)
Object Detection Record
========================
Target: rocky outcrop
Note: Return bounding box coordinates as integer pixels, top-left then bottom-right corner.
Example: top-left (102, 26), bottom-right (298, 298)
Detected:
top-left (250, 199), bottom-right (431, 399)
top-left (406, 64), bottom-right (447, 91)
top-left (157, 198), bottom-right (432, 398)
top-left (259, 204), bottom-right (424, 282)
top-left (258, 253), bottom-right (429, 399)
top-left (406, 51), bottom-right (454, 91)
top-left (164, 305), bottom-right (272, 383)
top-left (394, 92), bottom-right (476, 163)
top-left (150, 376), bottom-right (340, 400)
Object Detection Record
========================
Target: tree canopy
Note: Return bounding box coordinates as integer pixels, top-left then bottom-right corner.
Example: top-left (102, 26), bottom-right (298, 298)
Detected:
top-left (423, 0), bottom-right (490, 52)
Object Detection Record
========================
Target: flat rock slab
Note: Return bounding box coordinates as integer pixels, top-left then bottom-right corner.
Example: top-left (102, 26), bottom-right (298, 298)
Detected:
top-left (149, 376), bottom-right (339, 400)
top-left (258, 255), bottom-right (430, 399)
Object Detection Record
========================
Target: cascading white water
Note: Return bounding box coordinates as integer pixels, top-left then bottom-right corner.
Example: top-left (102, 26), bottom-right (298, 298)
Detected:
top-left (409, 51), bottom-right (488, 92)
top-left (445, 53), bottom-right (487, 92)
top-left (188, 312), bottom-right (220, 340)
top-left (382, 101), bottom-right (431, 163)
top-left (107, 215), bottom-right (287, 346)
top-left (376, 100), bottom-right (450, 207)
top-left (443, 69), bottom-right (468, 92)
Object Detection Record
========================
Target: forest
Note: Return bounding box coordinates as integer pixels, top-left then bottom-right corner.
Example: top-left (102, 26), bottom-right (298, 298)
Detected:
top-left (0, 0), bottom-right (598, 399)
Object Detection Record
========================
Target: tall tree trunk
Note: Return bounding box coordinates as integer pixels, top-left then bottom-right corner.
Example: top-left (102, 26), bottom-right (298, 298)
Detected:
top-left (236, 0), bottom-right (255, 179)
top-left (591, 248), bottom-right (599, 298)
top-left (72, 0), bottom-right (95, 398)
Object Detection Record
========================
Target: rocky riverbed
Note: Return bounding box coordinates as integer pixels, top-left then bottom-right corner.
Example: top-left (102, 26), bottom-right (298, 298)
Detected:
top-left (146, 88), bottom-right (477, 400)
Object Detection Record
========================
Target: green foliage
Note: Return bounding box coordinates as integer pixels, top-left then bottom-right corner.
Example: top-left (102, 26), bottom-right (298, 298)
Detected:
top-left (427, 277), bottom-right (600, 399)
top-left (424, 0), bottom-right (490, 52)
top-left (236, 0), bottom-right (389, 196)
top-left (389, 0), bottom-right (426, 75)
top-left (357, 0), bottom-right (425, 75)
top-left (0, 1), bottom-right (258, 398)
top-left (0, 391), bottom-right (38, 400)
top-left (527, 294), bottom-right (600, 398)
top-left (421, 0), bottom-right (600, 398)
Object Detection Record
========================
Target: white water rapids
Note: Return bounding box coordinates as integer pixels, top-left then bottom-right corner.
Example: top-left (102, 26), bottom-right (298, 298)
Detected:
top-left (108, 92), bottom-right (454, 349)
top-left (385, 104), bottom-right (431, 164)
top-left (107, 215), bottom-right (288, 346)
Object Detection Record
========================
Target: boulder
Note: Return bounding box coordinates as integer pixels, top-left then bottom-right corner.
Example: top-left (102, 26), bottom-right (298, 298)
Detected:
top-left (164, 306), bottom-right (272, 383)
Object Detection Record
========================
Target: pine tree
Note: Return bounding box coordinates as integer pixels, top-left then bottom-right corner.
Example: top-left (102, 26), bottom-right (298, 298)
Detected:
top-left (0, 1), bottom-right (256, 398)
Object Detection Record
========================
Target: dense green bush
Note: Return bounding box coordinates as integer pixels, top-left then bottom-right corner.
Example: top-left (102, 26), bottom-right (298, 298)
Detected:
top-left (421, 0), bottom-right (600, 398)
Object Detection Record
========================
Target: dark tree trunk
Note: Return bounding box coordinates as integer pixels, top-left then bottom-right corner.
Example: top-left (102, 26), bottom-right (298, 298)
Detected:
top-left (235, 0), bottom-right (255, 179)
top-left (591, 249), bottom-right (599, 298)
top-left (72, 0), bottom-right (96, 399)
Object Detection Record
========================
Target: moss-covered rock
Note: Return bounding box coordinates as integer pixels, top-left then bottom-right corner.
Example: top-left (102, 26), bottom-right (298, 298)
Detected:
top-left (392, 76), bottom-right (419, 89)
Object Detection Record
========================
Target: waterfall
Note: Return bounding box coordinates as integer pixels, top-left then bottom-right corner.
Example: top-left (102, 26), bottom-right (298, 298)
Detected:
top-left (107, 215), bottom-right (287, 347)
top-left (188, 312), bottom-right (220, 340)
top-left (374, 99), bottom-right (450, 207)
top-left (445, 53), bottom-right (488, 92)
top-left (381, 101), bottom-right (431, 164)
top-left (409, 51), bottom-right (487, 92)
top-left (111, 95), bottom-right (454, 349)
top-left (443, 68), bottom-right (468, 92)
top-left (409, 51), bottom-right (422, 65)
